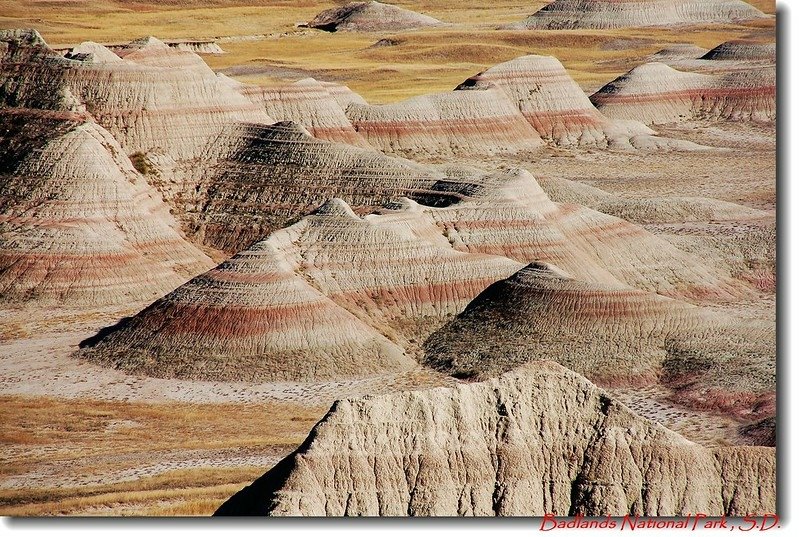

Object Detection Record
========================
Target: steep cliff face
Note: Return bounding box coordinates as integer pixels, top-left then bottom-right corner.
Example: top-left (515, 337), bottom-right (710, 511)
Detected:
top-left (345, 84), bottom-right (544, 157)
top-left (0, 111), bottom-right (213, 306)
top-left (308, 1), bottom-right (443, 32)
top-left (456, 55), bottom-right (700, 149)
top-left (508, 0), bottom-right (767, 30)
top-left (215, 363), bottom-right (776, 516)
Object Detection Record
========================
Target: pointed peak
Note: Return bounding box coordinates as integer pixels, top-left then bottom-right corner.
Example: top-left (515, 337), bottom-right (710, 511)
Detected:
top-left (314, 198), bottom-right (360, 219)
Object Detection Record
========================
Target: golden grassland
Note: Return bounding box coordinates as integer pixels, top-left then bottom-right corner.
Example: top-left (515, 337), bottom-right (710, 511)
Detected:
top-left (1, 396), bottom-right (326, 515)
top-left (0, 1), bottom-right (776, 101)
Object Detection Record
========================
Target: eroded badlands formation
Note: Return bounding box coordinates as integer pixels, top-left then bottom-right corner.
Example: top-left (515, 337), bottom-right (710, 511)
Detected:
top-left (455, 55), bottom-right (698, 148)
top-left (216, 363), bottom-right (775, 516)
top-left (509, 0), bottom-right (767, 30)
top-left (307, 1), bottom-right (443, 32)
top-left (79, 197), bottom-right (522, 380)
top-left (0, 13), bottom-right (776, 517)
top-left (591, 40), bottom-right (776, 124)
top-left (0, 112), bottom-right (213, 306)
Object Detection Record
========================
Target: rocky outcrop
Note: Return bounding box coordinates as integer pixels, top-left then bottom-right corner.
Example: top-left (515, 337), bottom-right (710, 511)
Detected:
top-left (422, 262), bottom-right (774, 419)
top-left (0, 30), bottom-right (273, 203)
top-left (78, 196), bottom-right (522, 379)
top-left (457, 55), bottom-right (701, 148)
top-left (345, 84), bottom-right (544, 157)
top-left (185, 121), bottom-right (480, 253)
top-left (215, 363), bottom-right (776, 516)
top-left (508, 0), bottom-right (768, 30)
top-left (240, 78), bottom-right (371, 147)
top-left (167, 40), bottom-right (225, 55)
top-left (701, 40), bottom-right (776, 61)
top-left (308, 1), bottom-right (443, 32)
top-left (590, 61), bottom-right (776, 124)
top-left (0, 111), bottom-right (213, 306)
top-left (78, 233), bottom-right (415, 382)
top-left (414, 168), bottom-right (749, 302)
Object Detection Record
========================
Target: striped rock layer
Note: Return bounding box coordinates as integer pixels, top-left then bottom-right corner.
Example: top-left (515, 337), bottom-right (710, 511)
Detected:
top-left (412, 168), bottom-right (749, 302)
top-left (187, 121), bottom-right (463, 253)
top-left (78, 197), bottom-right (523, 380)
top-left (307, 1), bottom-right (443, 32)
top-left (240, 78), bottom-right (371, 148)
top-left (701, 40), bottom-right (776, 61)
top-left (591, 61), bottom-right (776, 124)
top-left (508, 0), bottom-right (768, 30)
top-left (0, 110), bottom-right (213, 306)
top-left (0, 30), bottom-right (273, 200)
top-left (422, 262), bottom-right (774, 421)
top-left (345, 84), bottom-right (544, 157)
top-left (84, 168), bottom-right (763, 382)
top-left (78, 237), bottom-right (415, 383)
top-left (215, 363), bottom-right (775, 516)
top-left (456, 55), bottom-right (699, 148)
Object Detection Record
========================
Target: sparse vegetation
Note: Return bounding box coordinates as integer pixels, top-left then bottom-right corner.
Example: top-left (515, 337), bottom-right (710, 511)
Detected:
top-left (0, 396), bottom-right (326, 516)
top-left (129, 151), bottom-right (155, 176)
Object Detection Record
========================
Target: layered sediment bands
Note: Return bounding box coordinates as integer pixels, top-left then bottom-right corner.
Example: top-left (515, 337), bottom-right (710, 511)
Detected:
top-left (422, 263), bottom-right (774, 416)
top-left (308, 1), bottom-right (443, 32)
top-left (1, 30), bottom-right (272, 196)
top-left (81, 197), bottom-right (522, 376)
top-left (418, 169), bottom-right (747, 301)
top-left (423, 262), bottom-right (703, 385)
top-left (457, 55), bottom-right (697, 148)
top-left (0, 113), bottom-right (213, 306)
top-left (265, 198), bottom-right (524, 342)
top-left (701, 40), bottom-right (776, 61)
top-left (508, 0), bottom-right (767, 30)
top-left (345, 85), bottom-right (544, 157)
top-left (188, 121), bottom-right (478, 253)
top-left (215, 363), bottom-right (775, 516)
top-left (591, 62), bottom-right (776, 124)
top-left (240, 78), bottom-right (370, 147)
top-left (79, 239), bottom-right (415, 382)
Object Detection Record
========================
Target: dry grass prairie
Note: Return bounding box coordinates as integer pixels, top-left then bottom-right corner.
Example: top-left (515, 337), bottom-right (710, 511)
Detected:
top-left (0, 396), bottom-right (325, 516)
top-left (0, 1), bottom-right (775, 101)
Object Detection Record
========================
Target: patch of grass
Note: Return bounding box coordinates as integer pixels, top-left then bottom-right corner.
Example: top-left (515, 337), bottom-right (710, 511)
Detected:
top-left (0, 468), bottom-right (257, 516)
top-left (129, 152), bottom-right (156, 176)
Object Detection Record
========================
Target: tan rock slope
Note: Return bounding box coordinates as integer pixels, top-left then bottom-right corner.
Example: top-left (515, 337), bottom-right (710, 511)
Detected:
top-left (456, 55), bottom-right (701, 148)
top-left (412, 168), bottom-right (749, 302)
top-left (308, 1), bottom-right (443, 32)
top-left (422, 262), bottom-right (774, 420)
top-left (0, 30), bottom-right (274, 202)
top-left (78, 197), bottom-right (522, 380)
top-left (78, 231), bottom-right (415, 383)
top-left (591, 60), bottom-right (775, 124)
top-left (239, 78), bottom-right (371, 148)
top-left (215, 363), bottom-right (775, 516)
top-left (0, 110), bottom-right (213, 306)
top-left (508, 0), bottom-right (767, 30)
top-left (345, 84), bottom-right (544, 157)
top-left (187, 121), bottom-right (483, 253)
